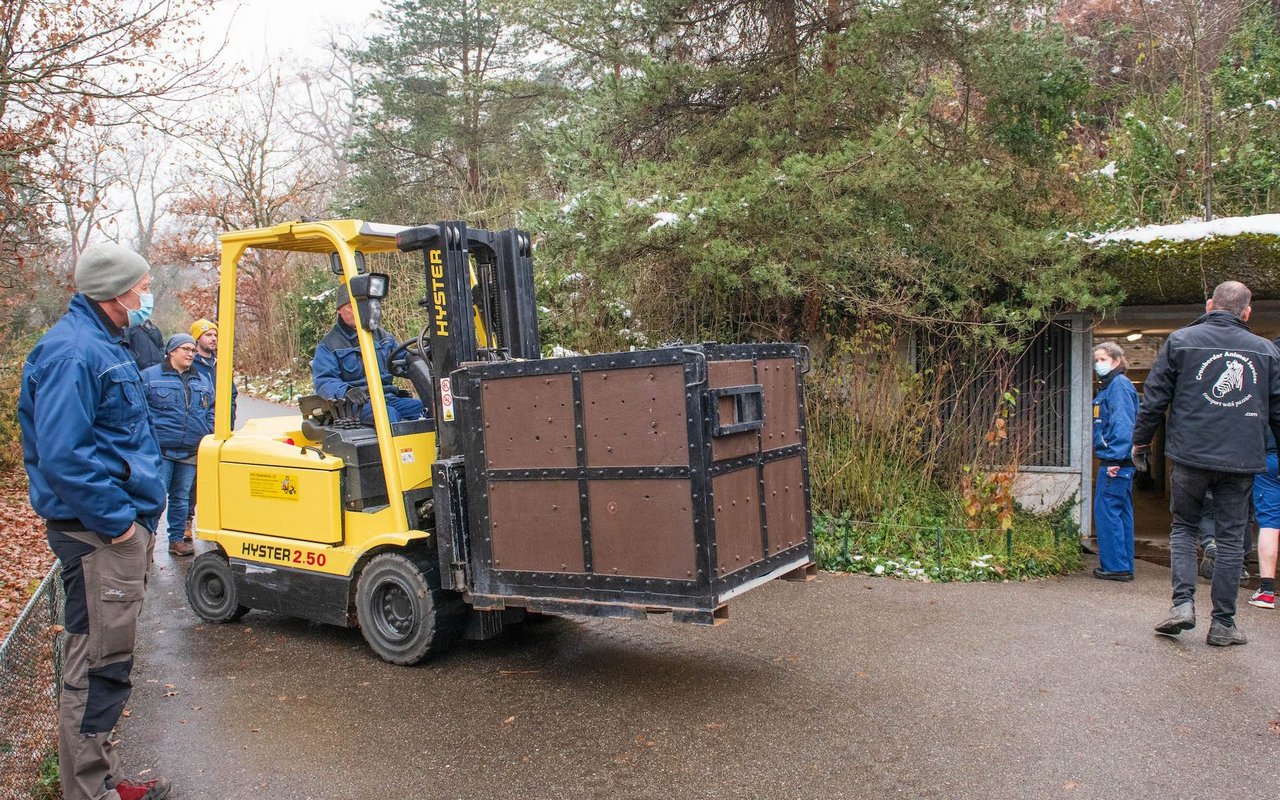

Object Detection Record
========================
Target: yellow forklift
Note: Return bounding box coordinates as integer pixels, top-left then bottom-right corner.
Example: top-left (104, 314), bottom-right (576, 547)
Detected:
top-left (187, 219), bottom-right (815, 664)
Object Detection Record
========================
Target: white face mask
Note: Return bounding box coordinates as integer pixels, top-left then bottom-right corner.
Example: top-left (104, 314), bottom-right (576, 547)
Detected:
top-left (1094, 362), bottom-right (1113, 378)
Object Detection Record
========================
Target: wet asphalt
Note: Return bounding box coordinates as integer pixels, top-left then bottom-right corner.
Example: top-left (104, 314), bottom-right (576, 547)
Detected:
top-left (117, 400), bottom-right (1280, 799)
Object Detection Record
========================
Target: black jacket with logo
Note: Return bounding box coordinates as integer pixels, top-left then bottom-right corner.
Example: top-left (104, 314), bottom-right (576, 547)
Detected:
top-left (1133, 311), bottom-right (1280, 473)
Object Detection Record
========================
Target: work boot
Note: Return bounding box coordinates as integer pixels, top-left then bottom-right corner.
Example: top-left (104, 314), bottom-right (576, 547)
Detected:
top-left (1092, 568), bottom-right (1134, 582)
top-left (1154, 602), bottom-right (1196, 636)
top-left (1206, 620), bottom-right (1248, 647)
top-left (112, 776), bottom-right (171, 800)
top-left (168, 540), bottom-right (194, 557)
top-left (183, 522), bottom-right (193, 541)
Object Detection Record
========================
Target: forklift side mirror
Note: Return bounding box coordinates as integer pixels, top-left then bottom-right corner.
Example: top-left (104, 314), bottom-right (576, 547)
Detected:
top-left (329, 251), bottom-right (370, 276)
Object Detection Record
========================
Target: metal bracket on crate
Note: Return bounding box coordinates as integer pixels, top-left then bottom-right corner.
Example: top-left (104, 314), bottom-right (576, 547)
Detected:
top-left (683, 348), bottom-right (708, 388)
top-left (798, 345), bottom-right (812, 375)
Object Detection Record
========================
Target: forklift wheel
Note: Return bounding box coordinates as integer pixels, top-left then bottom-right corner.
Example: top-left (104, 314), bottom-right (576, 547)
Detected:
top-left (186, 552), bottom-right (250, 623)
top-left (355, 553), bottom-right (463, 665)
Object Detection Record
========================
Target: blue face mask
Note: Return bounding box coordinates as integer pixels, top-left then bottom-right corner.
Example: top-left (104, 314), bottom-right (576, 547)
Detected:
top-left (118, 289), bottom-right (154, 327)
top-left (1094, 362), bottom-right (1113, 378)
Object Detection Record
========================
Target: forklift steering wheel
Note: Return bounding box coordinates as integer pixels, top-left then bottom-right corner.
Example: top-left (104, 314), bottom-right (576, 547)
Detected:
top-left (388, 338), bottom-right (425, 378)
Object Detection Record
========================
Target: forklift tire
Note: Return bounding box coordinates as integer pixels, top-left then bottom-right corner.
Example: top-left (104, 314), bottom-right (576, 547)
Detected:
top-left (355, 553), bottom-right (464, 665)
top-left (186, 552), bottom-right (250, 623)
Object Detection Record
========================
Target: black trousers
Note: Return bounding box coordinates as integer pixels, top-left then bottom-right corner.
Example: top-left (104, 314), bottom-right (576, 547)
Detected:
top-left (1168, 463), bottom-right (1251, 625)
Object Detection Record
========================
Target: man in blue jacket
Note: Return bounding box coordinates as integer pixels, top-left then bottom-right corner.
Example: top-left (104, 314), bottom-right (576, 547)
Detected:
top-left (19, 243), bottom-right (171, 800)
top-left (183, 318), bottom-right (233, 542)
top-left (1133, 280), bottom-right (1280, 647)
top-left (311, 285), bottom-right (424, 423)
top-left (141, 333), bottom-right (214, 558)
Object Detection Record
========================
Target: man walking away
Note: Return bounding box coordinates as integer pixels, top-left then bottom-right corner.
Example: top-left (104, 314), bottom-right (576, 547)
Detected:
top-left (1132, 280), bottom-right (1280, 647)
top-left (19, 243), bottom-right (171, 799)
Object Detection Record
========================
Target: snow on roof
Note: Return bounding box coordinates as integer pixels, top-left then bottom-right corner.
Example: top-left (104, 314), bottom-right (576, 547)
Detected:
top-left (1093, 214), bottom-right (1280, 245)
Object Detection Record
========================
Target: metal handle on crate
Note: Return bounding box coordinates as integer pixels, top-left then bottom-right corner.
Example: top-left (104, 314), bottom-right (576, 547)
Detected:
top-left (798, 345), bottom-right (812, 375)
top-left (683, 348), bottom-right (708, 388)
top-left (708, 385), bottom-right (765, 436)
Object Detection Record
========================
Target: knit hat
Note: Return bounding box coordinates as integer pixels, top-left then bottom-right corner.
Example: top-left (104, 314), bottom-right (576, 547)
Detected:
top-left (74, 243), bottom-right (151, 301)
top-left (190, 319), bottom-right (217, 339)
top-left (335, 284), bottom-right (351, 309)
top-left (165, 333), bottom-right (197, 354)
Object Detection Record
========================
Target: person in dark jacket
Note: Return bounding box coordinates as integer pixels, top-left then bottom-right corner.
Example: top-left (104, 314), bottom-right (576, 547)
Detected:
top-left (1091, 341), bottom-right (1139, 581)
top-left (311, 285), bottom-right (424, 423)
top-left (123, 318), bottom-right (165, 371)
top-left (1133, 281), bottom-right (1280, 647)
top-left (19, 243), bottom-right (172, 800)
top-left (141, 333), bottom-right (213, 557)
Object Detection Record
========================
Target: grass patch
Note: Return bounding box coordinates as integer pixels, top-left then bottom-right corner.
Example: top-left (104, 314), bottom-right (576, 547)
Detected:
top-left (814, 500), bottom-right (1083, 582)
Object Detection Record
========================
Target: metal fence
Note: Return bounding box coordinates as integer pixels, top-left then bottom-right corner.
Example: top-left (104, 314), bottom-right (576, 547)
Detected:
top-left (0, 566), bottom-right (63, 800)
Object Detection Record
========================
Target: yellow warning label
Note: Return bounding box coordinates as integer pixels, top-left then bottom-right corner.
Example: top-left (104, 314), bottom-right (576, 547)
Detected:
top-left (249, 472), bottom-right (300, 501)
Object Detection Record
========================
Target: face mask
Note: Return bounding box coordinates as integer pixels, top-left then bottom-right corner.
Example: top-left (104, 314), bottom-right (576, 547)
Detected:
top-left (117, 289), bottom-right (154, 327)
top-left (1094, 362), bottom-right (1113, 378)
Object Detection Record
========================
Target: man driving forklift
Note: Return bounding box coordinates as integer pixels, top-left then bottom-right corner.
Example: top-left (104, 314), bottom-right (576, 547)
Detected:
top-left (311, 284), bottom-right (427, 423)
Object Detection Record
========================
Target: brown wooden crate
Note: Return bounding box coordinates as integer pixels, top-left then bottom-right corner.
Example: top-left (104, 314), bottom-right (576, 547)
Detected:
top-left (708, 359), bottom-right (759, 462)
top-left (763, 456), bottom-right (807, 555)
top-left (481, 374), bottom-right (577, 469)
top-left (760, 358), bottom-right (800, 451)
top-left (581, 365), bottom-right (689, 467)
top-left (588, 480), bottom-right (697, 579)
top-left (712, 468), bottom-right (763, 576)
top-left (489, 480), bottom-right (584, 573)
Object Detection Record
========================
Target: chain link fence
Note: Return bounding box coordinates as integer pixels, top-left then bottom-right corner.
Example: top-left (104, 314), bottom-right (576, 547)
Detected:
top-left (0, 566), bottom-right (64, 800)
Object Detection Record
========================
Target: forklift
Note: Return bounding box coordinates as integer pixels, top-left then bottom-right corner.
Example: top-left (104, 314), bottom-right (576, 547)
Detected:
top-left (186, 219), bottom-right (815, 664)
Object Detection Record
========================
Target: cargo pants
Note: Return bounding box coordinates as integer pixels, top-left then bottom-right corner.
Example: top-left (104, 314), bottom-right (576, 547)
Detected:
top-left (47, 524), bottom-right (155, 800)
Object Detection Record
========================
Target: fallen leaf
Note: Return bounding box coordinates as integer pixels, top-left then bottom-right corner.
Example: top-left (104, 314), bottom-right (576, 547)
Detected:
top-left (164, 691), bottom-right (179, 698)
top-left (121, 709), bottom-right (132, 718)
top-left (501, 716), bottom-right (516, 726)
top-left (704, 723), bottom-right (725, 730)
top-left (1063, 781), bottom-right (1078, 790)
top-left (1268, 719), bottom-right (1280, 737)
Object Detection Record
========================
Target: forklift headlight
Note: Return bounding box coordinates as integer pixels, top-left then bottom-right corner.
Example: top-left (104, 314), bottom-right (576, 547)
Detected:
top-left (348, 272), bottom-right (389, 300)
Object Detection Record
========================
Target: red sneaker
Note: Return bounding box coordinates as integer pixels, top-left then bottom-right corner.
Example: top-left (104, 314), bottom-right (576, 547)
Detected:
top-left (1248, 589), bottom-right (1276, 609)
top-left (112, 776), bottom-right (171, 800)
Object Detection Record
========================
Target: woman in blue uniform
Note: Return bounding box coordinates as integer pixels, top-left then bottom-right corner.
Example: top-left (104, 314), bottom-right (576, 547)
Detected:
top-left (1093, 341), bottom-right (1140, 580)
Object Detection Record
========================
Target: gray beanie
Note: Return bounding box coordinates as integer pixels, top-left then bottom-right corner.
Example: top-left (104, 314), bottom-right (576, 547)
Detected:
top-left (335, 284), bottom-right (351, 309)
top-left (165, 333), bottom-right (197, 354)
top-left (74, 243), bottom-right (151, 301)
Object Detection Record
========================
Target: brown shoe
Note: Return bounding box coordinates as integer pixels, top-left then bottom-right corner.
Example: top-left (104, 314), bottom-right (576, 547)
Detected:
top-left (183, 523), bottom-right (193, 541)
top-left (168, 541), bottom-right (194, 557)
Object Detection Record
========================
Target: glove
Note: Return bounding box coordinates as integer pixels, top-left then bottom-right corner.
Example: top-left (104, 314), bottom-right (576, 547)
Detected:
top-left (1131, 444), bottom-right (1151, 472)
top-left (345, 386), bottom-right (370, 406)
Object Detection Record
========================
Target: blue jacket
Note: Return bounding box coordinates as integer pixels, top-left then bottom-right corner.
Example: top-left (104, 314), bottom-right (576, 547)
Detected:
top-left (141, 362), bottom-right (214, 459)
top-left (192, 352), bottom-right (236, 425)
top-left (311, 320), bottom-right (400, 400)
top-left (19, 294), bottom-right (166, 537)
top-left (1094, 369), bottom-right (1138, 464)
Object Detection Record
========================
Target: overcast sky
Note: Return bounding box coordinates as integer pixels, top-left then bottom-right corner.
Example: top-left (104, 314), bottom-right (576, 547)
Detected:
top-left (203, 0), bottom-right (386, 68)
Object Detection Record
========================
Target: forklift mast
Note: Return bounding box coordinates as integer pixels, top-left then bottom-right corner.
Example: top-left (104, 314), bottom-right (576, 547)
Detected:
top-left (396, 222), bottom-right (540, 459)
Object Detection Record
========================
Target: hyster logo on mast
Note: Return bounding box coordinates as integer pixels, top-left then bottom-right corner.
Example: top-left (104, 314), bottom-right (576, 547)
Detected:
top-left (430, 249), bottom-right (448, 337)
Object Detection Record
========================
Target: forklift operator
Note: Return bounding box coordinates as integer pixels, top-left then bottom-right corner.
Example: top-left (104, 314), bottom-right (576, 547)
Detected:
top-left (311, 284), bottom-right (426, 423)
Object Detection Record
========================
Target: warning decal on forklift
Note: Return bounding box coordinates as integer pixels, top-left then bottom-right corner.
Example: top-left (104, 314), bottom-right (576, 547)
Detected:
top-left (440, 377), bottom-right (456, 422)
top-left (400, 447), bottom-right (415, 463)
top-left (248, 472), bottom-right (300, 501)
